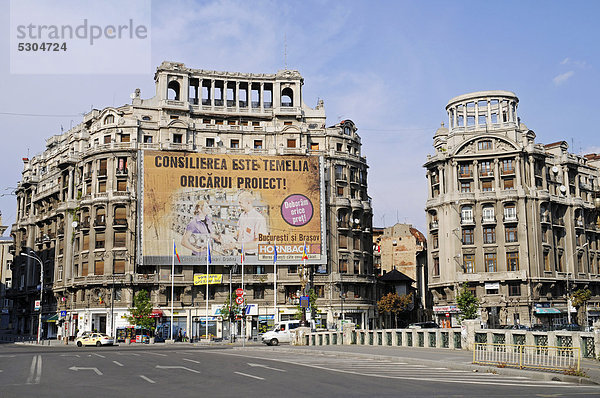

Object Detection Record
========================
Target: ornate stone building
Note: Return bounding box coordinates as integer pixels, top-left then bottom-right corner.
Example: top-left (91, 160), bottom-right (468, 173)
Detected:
top-left (424, 90), bottom-right (600, 328)
top-left (8, 62), bottom-right (375, 339)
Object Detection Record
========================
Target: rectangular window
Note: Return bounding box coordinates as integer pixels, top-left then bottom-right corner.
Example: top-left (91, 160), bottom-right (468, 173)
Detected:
top-left (228, 120), bottom-right (236, 125)
top-left (478, 140), bottom-right (492, 150)
top-left (95, 232), bottom-right (105, 249)
top-left (104, 135), bottom-right (111, 144)
top-left (117, 180), bottom-right (127, 192)
top-left (338, 234), bottom-right (347, 249)
top-left (94, 260), bottom-right (104, 275)
top-left (460, 182), bottom-right (471, 192)
top-left (337, 186), bottom-right (344, 197)
top-left (206, 138), bottom-right (215, 147)
top-left (173, 134), bottom-right (183, 143)
top-left (354, 260), bottom-right (360, 274)
top-left (315, 285), bottom-right (325, 298)
top-left (459, 163), bottom-right (472, 177)
top-left (339, 259), bottom-right (348, 273)
top-left (482, 206), bottom-right (495, 222)
top-left (432, 233), bottom-right (439, 249)
top-left (143, 135), bottom-right (153, 143)
top-left (483, 227), bottom-right (496, 244)
top-left (120, 134), bottom-right (130, 143)
top-left (484, 253), bottom-right (497, 272)
top-left (504, 205), bottom-right (517, 221)
top-left (113, 259), bottom-right (125, 274)
top-left (98, 181), bottom-right (107, 193)
top-left (114, 231), bottom-right (126, 247)
top-left (502, 159), bottom-right (514, 174)
top-left (480, 161), bottom-right (492, 175)
top-left (253, 286), bottom-right (265, 299)
top-left (462, 228), bottom-right (474, 245)
top-left (253, 140), bottom-right (263, 149)
top-left (99, 159), bottom-right (107, 176)
top-left (284, 121), bottom-right (293, 126)
top-left (203, 118), bottom-right (212, 124)
top-left (482, 180), bottom-right (493, 192)
top-left (503, 178), bottom-right (514, 190)
top-left (509, 283), bottom-right (521, 296)
top-left (505, 226), bottom-right (518, 243)
top-left (544, 252), bottom-right (551, 272)
top-left (507, 252), bottom-right (519, 271)
top-left (230, 139), bottom-right (240, 148)
top-left (82, 234), bottom-right (89, 251)
top-left (215, 119), bottom-right (223, 125)
top-left (252, 121), bottom-right (260, 127)
top-left (461, 207), bottom-right (473, 223)
top-left (464, 254), bottom-right (475, 273)
top-left (82, 261), bottom-right (88, 276)
top-left (556, 252), bottom-right (564, 272)
top-left (433, 257), bottom-right (440, 276)
top-left (310, 142), bottom-right (319, 151)
top-left (287, 139), bottom-right (296, 148)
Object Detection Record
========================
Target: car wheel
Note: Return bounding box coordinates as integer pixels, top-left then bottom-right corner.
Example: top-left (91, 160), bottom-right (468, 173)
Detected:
top-left (77, 341), bottom-right (82, 347)
top-left (270, 338), bottom-right (279, 346)
top-left (96, 341), bottom-right (102, 347)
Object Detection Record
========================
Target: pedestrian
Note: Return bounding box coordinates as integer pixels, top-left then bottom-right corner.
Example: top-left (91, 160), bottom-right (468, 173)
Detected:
top-left (177, 328), bottom-right (182, 342)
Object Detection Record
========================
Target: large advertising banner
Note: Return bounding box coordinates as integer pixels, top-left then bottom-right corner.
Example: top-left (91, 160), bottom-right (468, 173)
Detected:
top-left (142, 151), bottom-right (325, 266)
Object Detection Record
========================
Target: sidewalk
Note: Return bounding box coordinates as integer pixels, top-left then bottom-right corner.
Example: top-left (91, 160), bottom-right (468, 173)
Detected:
top-left (270, 344), bottom-right (600, 386)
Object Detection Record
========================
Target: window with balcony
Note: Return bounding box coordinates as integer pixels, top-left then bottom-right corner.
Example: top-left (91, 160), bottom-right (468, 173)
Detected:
top-left (501, 159), bottom-right (514, 174)
top-left (432, 233), bottom-right (439, 249)
top-left (504, 204), bottom-right (517, 221)
top-left (116, 157), bottom-right (128, 175)
top-left (480, 161), bottom-right (492, 176)
top-left (482, 205), bottom-right (495, 222)
top-left (335, 165), bottom-right (345, 180)
top-left (462, 228), bottom-right (474, 245)
top-left (459, 163), bottom-right (472, 178)
top-left (483, 227), bottom-right (496, 244)
top-left (114, 259), bottom-right (125, 274)
top-left (484, 253), bottom-right (497, 272)
top-left (94, 260), bottom-right (104, 275)
top-left (464, 254), bottom-right (475, 273)
top-left (96, 208), bottom-right (106, 227)
top-left (507, 252), bottom-right (519, 271)
top-left (505, 226), bottom-right (518, 243)
top-left (461, 206), bottom-right (473, 223)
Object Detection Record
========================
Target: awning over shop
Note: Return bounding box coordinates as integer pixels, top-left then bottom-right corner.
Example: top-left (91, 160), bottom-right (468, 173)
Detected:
top-left (42, 314), bottom-right (59, 323)
top-left (149, 310), bottom-right (163, 318)
top-left (534, 307), bottom-right (561, 314)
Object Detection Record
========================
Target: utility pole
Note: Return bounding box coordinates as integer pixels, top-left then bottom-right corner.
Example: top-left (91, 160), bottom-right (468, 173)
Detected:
top-left (22, 252), bottom-right (43, 344)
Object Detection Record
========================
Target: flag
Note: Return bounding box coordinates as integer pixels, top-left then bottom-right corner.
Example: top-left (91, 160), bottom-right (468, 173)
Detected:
top-left (174, 242), bottom-right (181, 263)
top-left (273, 242), bottom-right (277, 263)
top-left (207, 239), bottom-right (212, 264)
top-left (240, 242), bottom-right (245, 263)
top-left (302, 241), bottom-right (309, 260)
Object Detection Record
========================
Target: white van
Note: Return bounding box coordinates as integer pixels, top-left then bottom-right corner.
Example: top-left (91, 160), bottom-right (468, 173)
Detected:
top-left (261, 320), bottom-right (300, 346)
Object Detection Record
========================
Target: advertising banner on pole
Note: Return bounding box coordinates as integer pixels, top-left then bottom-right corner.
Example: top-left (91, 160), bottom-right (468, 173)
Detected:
top-left (142, 151), bottom-right (325, 266)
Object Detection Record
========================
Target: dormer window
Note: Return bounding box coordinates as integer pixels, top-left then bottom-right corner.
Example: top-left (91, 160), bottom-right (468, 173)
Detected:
top-left (104, 115), bottom-right (115, 125)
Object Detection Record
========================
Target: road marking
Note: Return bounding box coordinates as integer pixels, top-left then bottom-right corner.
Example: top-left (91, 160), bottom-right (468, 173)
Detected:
top-left (93, 353), bottom-right (106, 358)
top-left (146, 352), bottom-right (167, 357)
top-left (182, 358), bottom-right (201, 364)
top-left (113, 361), bottom-right (124, 367)
top-left (156, 365), bottom-right (200, 374)
top-left (0, 355), bottom-right (15, 358)
top-left (60, 354), bottom-right (80, 357)
top-left (26, 355), bottom-right (42, 384)
top-left (248, 363), bottom-right (286, 372)
top-left (234, 371), bottom-right (264, 380)
top-left (69, 366), bottom-right (103, 376)
top-left (140, 375), bottom-right (156, 384)
top-left (117, 352), bottom-right (140, 356)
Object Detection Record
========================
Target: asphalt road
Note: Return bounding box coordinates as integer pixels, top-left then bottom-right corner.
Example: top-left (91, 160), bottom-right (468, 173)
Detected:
top-left (0, 344), bottom-right (598, 397)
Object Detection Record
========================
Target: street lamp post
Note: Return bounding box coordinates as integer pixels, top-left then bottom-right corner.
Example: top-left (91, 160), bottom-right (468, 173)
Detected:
top-left (22, 252), bottom-right (43, 344)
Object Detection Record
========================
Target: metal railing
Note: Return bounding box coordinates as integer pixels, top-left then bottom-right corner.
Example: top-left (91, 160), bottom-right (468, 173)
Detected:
top-left (473, 342), bottom-right (580, 372)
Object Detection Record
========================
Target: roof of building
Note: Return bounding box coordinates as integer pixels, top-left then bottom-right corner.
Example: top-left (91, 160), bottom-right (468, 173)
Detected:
top-left (379, 269), bottom-right (415, 283)
top-left (544, 141), bottom-right (568, 149)
top-left (434, 122), bottom-right (448, 137)
top-left (409, 227), bottom-right (426, 243)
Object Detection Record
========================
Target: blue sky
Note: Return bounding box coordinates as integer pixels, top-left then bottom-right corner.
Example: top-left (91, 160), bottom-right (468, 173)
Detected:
top-left (1, 0), bottom-right (599, 233)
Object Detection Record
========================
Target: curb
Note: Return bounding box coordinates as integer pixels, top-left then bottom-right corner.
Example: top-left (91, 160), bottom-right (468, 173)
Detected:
top-left (263, 346), bottom-right (599, 386)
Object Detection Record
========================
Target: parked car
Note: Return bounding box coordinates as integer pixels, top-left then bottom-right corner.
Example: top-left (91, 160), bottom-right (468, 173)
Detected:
top-left (75, 333), bottom-right (114, 347)
top-left (530, 324), bottom-right (548, 332)
top-left (408, 322), bottom-right (440, 329)
top-left (557, 324), bottom-right (581, 331)
top-left (508, 324), bottom-right (530, 330)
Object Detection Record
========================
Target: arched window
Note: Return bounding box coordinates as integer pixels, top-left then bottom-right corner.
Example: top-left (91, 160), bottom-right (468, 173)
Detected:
top-left (281, 87), bottom-right (293, 107)
top-left (168, 81), bottom-right (180, 101)
top-left (460, 206), bottom-right (473, 224)
top-left (104, 115), bottom-right (115, 125)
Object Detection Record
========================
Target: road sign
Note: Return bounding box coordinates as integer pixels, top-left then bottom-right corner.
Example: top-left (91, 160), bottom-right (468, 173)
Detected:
top-left (60, 310), bottom-right (67, 317)
top-left (34, 300), bottom-right (41, 311)
top-left (300, 296), bottom-right (309, 308)
top-left (235, 288), bottom-right (244, 296)
top-left (235, 296), bottom-right (244, 305)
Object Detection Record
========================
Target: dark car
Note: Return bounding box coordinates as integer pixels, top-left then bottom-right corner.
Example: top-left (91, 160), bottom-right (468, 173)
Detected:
top-left (531, 324), bottom-right (548, 332)
top-left (408, 321), bottom-right (440, 329)
top-left (557, 324), bottom-right (581, 331)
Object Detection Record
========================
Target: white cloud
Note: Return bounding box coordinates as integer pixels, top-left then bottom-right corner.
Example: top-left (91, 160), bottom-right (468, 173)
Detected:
top-left (552, 71), bottom-right (574, 86)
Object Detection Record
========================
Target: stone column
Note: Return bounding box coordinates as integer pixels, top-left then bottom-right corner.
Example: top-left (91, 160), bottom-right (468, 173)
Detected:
top-left (515, 158), bottom-right (521, 189)
top-left (461, 319), bottom-right (481, 350)
top-left (210, 79), bottom-right (215, 107)
top-left (67, 169), bottom-right (74, 200)
top-left (494, 159), bottom-right (500, 191)
top-left (473, 160), bottom-right (479, 192)
top-left (235, 81), bottom-right (240, 111)
top-left (438, 166), bottom-right (444, 195)
top-left (475, 101), bottom-right (479, 127)
top-left (563, 166), bottom-right (570, 196)
top-left (528, 157), bottom-right (535, 188)
top-left (260, 82), bottom-right (264, 112)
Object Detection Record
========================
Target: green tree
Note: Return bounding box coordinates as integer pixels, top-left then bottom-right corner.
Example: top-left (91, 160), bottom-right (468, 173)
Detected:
top-left (456, 283), bottom-right (479, 321)
top-left (126, 290), bottom-right (155, 331)
top-left (219, 293), bottom-right (241, 321)
top-left (571, 288), bottom-right (592, 327)
top-left (377, 292), bottom-right (413, 328)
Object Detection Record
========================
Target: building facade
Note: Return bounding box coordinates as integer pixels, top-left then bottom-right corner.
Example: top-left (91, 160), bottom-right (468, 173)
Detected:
top-left (8, 62), bottom-right (375, 339)
top-left (0, 212), bottom-right (13, 330)
top-left (424, 90), bottom-right (600, 328)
